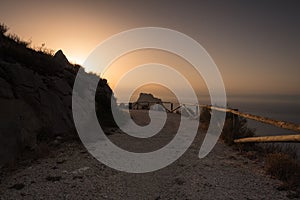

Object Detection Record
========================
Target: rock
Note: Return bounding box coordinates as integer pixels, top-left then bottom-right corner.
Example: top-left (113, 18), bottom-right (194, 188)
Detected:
top-left (35, 75), bottom-right (47, 90)
top-left (137, 93), bottom-right (162, 103)
top-left (56, 159), bottom-right (66, 164)
top-left (39, 89), bottom-right (74, 135)
top-left (0, 99), bottom-right (41, 166)
top-left (62, 95), bottom-right (72, 109)
top-left (0, 44), bottom-right (114, 166)
top-left (0, 64), bottom-right (7, 78)
top-left (8, 183), bottom-right (25, 190)
top-left (46, 176), bottom-right (61, 182)
top-left (62, 68), bottom-right (76, 88)
top-left (174, 177), bottom-right (185, 185)
top-left (286, 191), bottom-right (300, 199)
top-left (49, 77), bottom-right (72, 95)
top-left (72, 167), bottom-right (90, 174)
top-left (0, 77), bottom-right (14, 98)
top-left (52, 140), bottom-right (60, 146)
top-left (14, 87), bottom-right (40, 107)
top-left (1, 62), bottom-right (36, 88)
top-left (73, 175), bottom-right (83, 180)
top-left (135, 93), bottom-right (163, 110)
top-left (54, 50), bottom-right (70, 68)
top-left (56, 136), bottom-right (63, 141)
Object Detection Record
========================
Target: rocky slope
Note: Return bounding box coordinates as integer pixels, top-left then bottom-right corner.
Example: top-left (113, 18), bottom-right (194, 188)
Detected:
top-left (0, 32), bottom-right (114, 166)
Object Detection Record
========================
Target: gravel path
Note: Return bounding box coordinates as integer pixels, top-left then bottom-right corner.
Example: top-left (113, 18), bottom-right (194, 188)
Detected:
top-left (0, 111), bottom-right (291, 199)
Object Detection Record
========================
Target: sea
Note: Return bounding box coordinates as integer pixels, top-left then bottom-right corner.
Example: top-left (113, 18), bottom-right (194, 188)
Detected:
top-left (223, 94), bottom-right (300, 136)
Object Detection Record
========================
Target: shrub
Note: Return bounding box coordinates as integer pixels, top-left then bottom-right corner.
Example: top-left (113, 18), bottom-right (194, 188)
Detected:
top-left (263, 145), bottom-right (299, 192)
top-left (0, 23), bottom-right (9, 35)
top-left (200, 107), bottom-right (300, 192)
top-left (221, 114), bottom-right (255, 146)
top-left (33, 43), bottom-right (55, 56)
top-left (199, 107), bottom-right (255, 147)
top-left (262, 144), bottom-right (297, 159)
top-left (200, 107), bottom-right (211, 123)
top-left (265, 153), bottom-right (300, 184)
top-left (7, 33), bottom-right (31, 47)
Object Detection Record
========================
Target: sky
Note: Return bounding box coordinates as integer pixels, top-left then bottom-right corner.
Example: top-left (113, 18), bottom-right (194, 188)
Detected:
top-left (1, 0), bottom-right (300, 98)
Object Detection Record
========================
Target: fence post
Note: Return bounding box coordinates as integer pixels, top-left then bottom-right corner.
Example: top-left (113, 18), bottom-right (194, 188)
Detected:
top-left (232, 109), bottom-right (239, 133)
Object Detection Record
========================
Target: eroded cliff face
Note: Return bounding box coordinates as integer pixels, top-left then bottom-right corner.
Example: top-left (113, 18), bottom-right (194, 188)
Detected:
top-left (0, 35), bottom-right (114, 166)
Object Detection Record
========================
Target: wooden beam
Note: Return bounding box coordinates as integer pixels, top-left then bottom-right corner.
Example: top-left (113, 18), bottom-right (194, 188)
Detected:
top-left (234, 134), bottom-right (300, 143)
top-left (171, 106), bottom-right (181, 113)
top-left (204, 106), bottom-right (300, 133)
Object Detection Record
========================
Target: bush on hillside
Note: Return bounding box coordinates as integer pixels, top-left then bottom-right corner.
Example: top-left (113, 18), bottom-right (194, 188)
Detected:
top-left (7, 33), bottom-right (31, 47)
top-left (221, 114), bottom-right (255, 146)
top-left (262, 144), bottom-right (299, 192)
top-left (265, 153), bottom-right (300, 184)
top-left (262, 144), bottom-right (297, 159)
top-left (0, 23), bottom-right (9, 35)
top-left (200, 107), bottom-right (255, 146)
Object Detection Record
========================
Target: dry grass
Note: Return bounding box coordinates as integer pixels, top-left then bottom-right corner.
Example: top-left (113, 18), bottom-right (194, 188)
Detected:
top-left (262, 144), bottom-right (299, 193)
top-left (200, 107), bottom-right (300, 193)
top-left (265, 153), bottom-right (300, 191)
top-left (262, 144), bottom-right (297, 159)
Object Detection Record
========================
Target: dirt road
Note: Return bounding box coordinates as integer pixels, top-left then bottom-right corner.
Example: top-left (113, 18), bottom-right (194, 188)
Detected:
top-left (0, 111), bottom-right (290, 199)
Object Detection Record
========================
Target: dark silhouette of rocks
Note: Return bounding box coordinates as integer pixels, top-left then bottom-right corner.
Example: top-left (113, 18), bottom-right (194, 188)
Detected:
top-left (136, 93), bottom-right (162, 103)
top-left (0, 30), bottom-right (114, 166)
top-left (135, 93), bottom-right (163, 110)
top-left (53, 50), bottom-right (70, 67)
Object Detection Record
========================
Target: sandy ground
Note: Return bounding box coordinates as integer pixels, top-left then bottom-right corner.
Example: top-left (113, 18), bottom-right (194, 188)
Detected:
top-left (0, 111), bottom-right (293, 199)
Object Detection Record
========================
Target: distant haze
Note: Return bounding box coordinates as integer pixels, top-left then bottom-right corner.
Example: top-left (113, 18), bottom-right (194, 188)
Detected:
top-left (1, 0), bottom-right (299, 96)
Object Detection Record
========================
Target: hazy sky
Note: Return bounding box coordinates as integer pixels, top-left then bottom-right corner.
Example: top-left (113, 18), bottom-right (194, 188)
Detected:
top-left (1, 0), bottom-right (299, 96)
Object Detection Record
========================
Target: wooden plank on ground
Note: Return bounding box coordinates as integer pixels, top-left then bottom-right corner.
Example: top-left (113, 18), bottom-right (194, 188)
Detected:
top-left (234, 134), bottom-right (300, 143)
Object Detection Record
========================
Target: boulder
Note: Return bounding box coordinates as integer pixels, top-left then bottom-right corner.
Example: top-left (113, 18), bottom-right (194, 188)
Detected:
top-left (48, 77), bottom-right (72, 96)
top-left (0, 99), bottom-right (41, 166)
top-left (54, 50), bottom-right (70, 68)
top-left (39, 89), bottom-right (73, 135)
top-left (0, 77), bottom-right (14, 99)
top-left (1, 62), bottom-right (36, 88)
